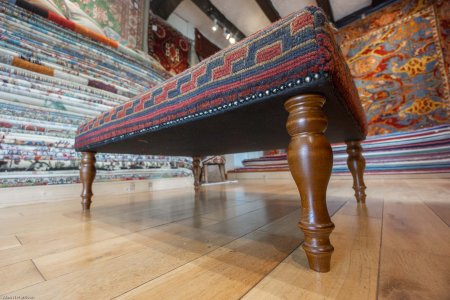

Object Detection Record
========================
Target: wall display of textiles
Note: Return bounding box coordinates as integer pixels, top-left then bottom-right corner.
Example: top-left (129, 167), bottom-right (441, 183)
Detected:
top-left (10, 0), bottom-right (166, 71)
top-left (435, 0), bottom-right (450, 75)
top-left (336, 0), bottom-right (450, 136)
top-left (0, 2), bottom-right (191, 188)
top-left (148, 13), bottom-right (190, 74)
top-left (232, 125), bottom-right (450, 175)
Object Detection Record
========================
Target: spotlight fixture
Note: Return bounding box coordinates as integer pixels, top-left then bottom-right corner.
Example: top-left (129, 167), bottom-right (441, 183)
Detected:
top-left (224, 29), bottom-right (231, 40)
top-left (211, 19), bottom-right (218, 31)
top-left (229, 36), bottom-right (236, 44)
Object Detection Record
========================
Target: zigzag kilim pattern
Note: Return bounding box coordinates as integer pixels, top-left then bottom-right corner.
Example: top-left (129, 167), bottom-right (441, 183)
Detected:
top-left (75, 6), bottom-right (367, 151)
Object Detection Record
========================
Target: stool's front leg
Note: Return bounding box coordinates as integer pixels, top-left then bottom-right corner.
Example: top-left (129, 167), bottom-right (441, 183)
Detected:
top-left (285, 94), bottom-right (335, 272)
top-left (80, 152), bottom-right (96, 210)
top-left (192, 157), bottom-right (202, 190)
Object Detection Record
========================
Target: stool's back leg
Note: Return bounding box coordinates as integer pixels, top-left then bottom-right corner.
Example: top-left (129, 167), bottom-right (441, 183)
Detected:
top-left (346, 141), bottom-right (367, 203)
top-left (192, 157), bottom-right (202, 190)
top-left (219, 164), bottom-right (226, 181)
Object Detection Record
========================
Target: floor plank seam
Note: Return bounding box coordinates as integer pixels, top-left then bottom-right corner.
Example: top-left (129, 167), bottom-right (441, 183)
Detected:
top-left (239, 239), bottom-right (304, 300)
top-left (0, 260), bottom-right (51, 297)
top-left (403, 180), bottom-right (450, 227)
top-left (26, 214), bottom-right (216, 281)
top-left (2, 192), bottom-right (287, 286)
top-left (109, 246), bottom-right (220, 299)
top-left (2, 202), bottom-right (252, 273)
top-left (330, 200), bottom-right (349, 218)
top-left (375, 197), bottom-right (385, 300)
top-left (110, 211), bottom-right (294, 299)
top-left (0, 259), bottom-right (33, 269)
top-left (254, 208), bottom-right (301, 233)
top-left (15, 235), bottom-right (23, 245)
top-left (31, 259), bottom-right (47, 281)
top-left (421, 200), bottom-right (449, 228)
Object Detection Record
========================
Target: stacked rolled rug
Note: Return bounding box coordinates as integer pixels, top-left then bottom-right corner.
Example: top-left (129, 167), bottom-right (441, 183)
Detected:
top-left (233, 125), bottom-right (450, 175)
top-left (0, 1), bottom-right (191, 187)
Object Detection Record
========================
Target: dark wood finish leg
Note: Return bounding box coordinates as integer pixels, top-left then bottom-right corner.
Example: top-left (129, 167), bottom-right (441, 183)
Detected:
top-left (346, 140), bottom-right (367, 203)
top-left (192, 157), bottom-right (201, 190)
top-left (80, 152), bottom-right (96, 210)
top-left (285, 94), bottom-right (335, 273)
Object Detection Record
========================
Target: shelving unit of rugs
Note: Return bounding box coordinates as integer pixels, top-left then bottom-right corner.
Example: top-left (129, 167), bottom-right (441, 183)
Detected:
top-left (0, 2), bottom-right (192, 188)
top-left (232, 125), bottom-right (450, 175)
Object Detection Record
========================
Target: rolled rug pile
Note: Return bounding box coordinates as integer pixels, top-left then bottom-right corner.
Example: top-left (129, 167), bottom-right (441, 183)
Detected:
top-left (234, 125), bottom-right (450, 175)
top-left (0, 2), bottom-right (191, 188)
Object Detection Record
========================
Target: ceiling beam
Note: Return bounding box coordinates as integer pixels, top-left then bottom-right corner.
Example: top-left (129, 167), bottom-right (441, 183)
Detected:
top-left (316, 0), bottom-right (334, 23)
top-left (150, 0), bottom-right (183, 20)
top-left (255, 0), bottom-right (281, 23)
top-left (191, 0), bottom-right (246, 40)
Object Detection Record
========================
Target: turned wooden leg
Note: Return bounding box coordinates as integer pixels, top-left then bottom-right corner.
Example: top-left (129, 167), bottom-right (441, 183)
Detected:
top-left (285, 94), bottom-right (335, 273)
top-left (192, 157), bottom-right (201, 190)
top-left (346, 140), bottom-right (367, 203)
top-left (80, 152), bottom-right (96, 210)
top-left (204, 165), bottom-right (209, 183)
top-left (219, 164), bottom-right (226, 181)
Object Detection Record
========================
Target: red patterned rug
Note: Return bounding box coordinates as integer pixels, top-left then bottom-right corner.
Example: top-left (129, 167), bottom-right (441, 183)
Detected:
top-left (148, 14), bottom-right (190, 74)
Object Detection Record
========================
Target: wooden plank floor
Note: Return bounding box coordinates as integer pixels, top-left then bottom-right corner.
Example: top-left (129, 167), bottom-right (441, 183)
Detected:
top-left (0, 178), bottom-right (449, 299)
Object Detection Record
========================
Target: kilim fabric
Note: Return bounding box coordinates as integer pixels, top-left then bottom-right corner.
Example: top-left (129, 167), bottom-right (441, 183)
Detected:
top-left (75, 6), bottom-right (367, 151)
top-left (203, 156), bottom-right (226, 165)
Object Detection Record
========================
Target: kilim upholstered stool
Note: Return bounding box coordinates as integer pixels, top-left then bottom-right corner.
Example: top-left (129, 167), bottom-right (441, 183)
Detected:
top-left (75, 6), bottom-right (368, 273)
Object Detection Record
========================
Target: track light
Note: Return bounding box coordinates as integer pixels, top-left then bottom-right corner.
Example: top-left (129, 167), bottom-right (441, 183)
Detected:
top-left (229, 36), bottom-right (236, 44)
top-left (224, 29), bottom-right (231, 40)
top-left (212, 19), bottom-right (218, 31)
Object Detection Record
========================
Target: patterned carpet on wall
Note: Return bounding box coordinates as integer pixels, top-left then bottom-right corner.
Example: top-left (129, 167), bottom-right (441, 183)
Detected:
top-left (337, 0), bottom-right (449, 136)
top-left (0, 2), bottom-right (191, 188)
top-left (232, 125), bottom-right (450, 175)
top-left (147, 13), bottom-right (190, 74)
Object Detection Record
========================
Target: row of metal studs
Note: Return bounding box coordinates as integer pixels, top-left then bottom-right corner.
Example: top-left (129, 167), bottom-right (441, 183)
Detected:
top-left (88, 71), bottom-right (329, 147)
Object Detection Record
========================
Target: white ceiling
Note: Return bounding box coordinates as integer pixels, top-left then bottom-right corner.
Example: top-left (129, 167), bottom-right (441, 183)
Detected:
top-left (271, 0), bottom-right (317, 18)
top-left (330, 0), bottom-right (372, 20)
top-left (169, 0), bottom-right (375, 50)
top-left (171, 0), bottom-right (230, 49)
top-left (210, 0), bottom-right (271, 36)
